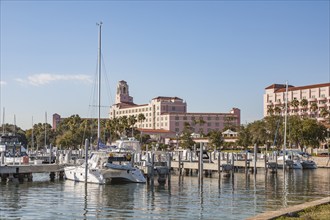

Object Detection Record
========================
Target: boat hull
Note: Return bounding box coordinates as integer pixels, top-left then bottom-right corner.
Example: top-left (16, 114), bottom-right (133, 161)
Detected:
top-left (64, 165), bottom-right (146, 184)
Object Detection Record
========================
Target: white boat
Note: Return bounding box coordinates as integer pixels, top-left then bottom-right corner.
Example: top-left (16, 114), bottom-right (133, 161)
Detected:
top-left (64, 150), bottom-right (146, 184)
top-left (277, 155), bottom-right (303, 169)
top-left (64, 23), bottom-right (146, 184)
top-left (0, 133), bottom-right (29, 164)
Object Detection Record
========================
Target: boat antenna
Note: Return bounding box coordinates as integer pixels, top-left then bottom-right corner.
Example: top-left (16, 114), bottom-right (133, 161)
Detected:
top-left (96, 21), bottom-right (102, 149)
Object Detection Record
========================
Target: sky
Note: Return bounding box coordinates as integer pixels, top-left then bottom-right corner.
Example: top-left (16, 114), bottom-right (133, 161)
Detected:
top-left (0, 0), bottom-right (329, 130)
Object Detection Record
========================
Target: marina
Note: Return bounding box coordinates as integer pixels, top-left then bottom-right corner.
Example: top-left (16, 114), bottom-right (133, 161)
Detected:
top-left (1, 3), bottom-right (329, 219)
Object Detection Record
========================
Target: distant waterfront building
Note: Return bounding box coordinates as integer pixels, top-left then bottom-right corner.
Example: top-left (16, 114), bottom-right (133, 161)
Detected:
top-left (110, 80), bottom-right (241, 137)
top-left (263, 82), bottom-right (330, 123)
top-left (52, 113), bottom-right (61, 130)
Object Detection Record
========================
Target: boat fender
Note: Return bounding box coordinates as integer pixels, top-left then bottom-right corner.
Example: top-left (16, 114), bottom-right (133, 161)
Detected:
top-left (126, 153), bottom-right (131, 161)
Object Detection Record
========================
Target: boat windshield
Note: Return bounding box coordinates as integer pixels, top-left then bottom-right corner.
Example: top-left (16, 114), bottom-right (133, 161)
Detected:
top-left (116, 139), bottom-right (141, 152)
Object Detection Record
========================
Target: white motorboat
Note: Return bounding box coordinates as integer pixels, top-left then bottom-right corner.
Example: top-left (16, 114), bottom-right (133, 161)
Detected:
top-left (277, 155), bottom-right (303, 169)
top-left (64, 150), bottom-right (146, 184)
top-left (0, 133), bottom-right (29, 164)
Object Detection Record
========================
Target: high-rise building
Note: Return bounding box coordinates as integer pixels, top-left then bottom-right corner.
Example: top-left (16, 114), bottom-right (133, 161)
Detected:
top-left (264, 82), bottom-right (330, 122)
top-left (110, 80), bottom-right (240, 137)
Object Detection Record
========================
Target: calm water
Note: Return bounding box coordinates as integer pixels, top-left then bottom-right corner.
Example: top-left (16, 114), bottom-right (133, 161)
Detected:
top-left (1, 169), bottom-right (329, 220)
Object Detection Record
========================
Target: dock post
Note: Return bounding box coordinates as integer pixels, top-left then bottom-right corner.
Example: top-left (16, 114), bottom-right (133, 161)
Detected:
top-left (178, 151), bottom-right (182, 176)
top-left (84, 139), bottom-right (89, 183)
top-left (245, 152), bottom-right (248, 174)
top-left (199, 143), bottom-right (203, 183)
top-left (231, 153), bottom-right (235, 173)
top-left (0, 152), bottom-right (3, 165)
top-left (150, 153), bottom-right (155, 187)
top-left (167, 152), bottom-right (171, 186)
top-left (49, 172), bottom-right (55, 181)
top-left (275, 152), bottom-right (278, 170)
top-left (49, 144), bottom-right (52, 164)
top-left (253, 144), bottom-right (257, 174)
top-left (264, 154), bottom-right (267, 173)
top-left (218, 151), bottom-right (221, 178)
top-left (58, 171), bottom-right (64, 180)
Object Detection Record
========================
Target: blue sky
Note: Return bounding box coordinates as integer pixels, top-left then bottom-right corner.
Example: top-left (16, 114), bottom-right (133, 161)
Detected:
top-left (1, 0), bottom-right (329, 130)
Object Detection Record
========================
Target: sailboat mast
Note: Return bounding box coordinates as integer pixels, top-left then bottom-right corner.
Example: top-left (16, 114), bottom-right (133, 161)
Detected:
top-left (97, 22), bottom-right (102, 147)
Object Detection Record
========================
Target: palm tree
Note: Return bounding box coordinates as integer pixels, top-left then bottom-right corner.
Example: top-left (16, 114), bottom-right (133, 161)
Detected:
top-left (274, 106), bottom-right (282, 115)
top-left (208, 130), bottom-right (223, 150)
top-left (320, 108), bottom-right (329, 118)
top-left (310, 103), bottom-right (318, 117)
top-left (300, 98), bottom-right (308, 108)
top-left (180, 122), bottom-right (195, 149)
top-left (300, 98), bottom-right (308, 118)
top-left (267, 105), bottom-right (274, 116)
top-left (193, 117), bottom-right (206, 136)
top-left (291, 99), bottom-right (300, 115)
top-left (137, 113), bottom-right (146, 128)
top-left (128, 115), bottom-right (137, 137)
top-left (236, 125), bottom-right (252, 150)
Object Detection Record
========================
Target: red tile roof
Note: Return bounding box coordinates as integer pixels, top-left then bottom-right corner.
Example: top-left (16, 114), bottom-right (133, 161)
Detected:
top-left (266, 83), bottom-right (330, 93)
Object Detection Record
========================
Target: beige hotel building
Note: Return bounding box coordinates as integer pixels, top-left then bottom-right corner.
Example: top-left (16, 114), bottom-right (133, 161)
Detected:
top-left (264, 82), bottom-right (330, 123)
top-left (109, 80), bottom-right (241, 137)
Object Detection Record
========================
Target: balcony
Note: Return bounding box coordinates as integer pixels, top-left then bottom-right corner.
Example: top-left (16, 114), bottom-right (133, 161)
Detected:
top-left (318, 103), bottom-right (326, 108)
top-left (275, 100), bottom-right (282, 105)
top-left (317, 96), bottom-right (327, 101)
top-left (308, 97), bottom-right (317, 102)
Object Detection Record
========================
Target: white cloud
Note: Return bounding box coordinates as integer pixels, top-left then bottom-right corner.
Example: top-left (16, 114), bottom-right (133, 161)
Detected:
top-left (0, 81), bottom-right (7, 85)
top-left (15, 73), bottom-right (92, 86)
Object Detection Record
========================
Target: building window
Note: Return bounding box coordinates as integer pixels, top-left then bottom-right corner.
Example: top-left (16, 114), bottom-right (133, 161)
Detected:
top-left (215, 122), bottom-right (219, 126)
top-left (191, 116), bottom-right (195, 120)
top-left (175, 116), bottom-right (179, 120)
top-left (175, 128), bottom-right (179, 132)
top-left (183, 116), bottom-right (187, 120)
top-left (207, 117), bottom-right (211, 120)
top-left (175, 122), bottom-right (179, 126)
top-left (172, 106), bottom-right (176, 111)
top-left (207, 122), bottom-right (211, 126)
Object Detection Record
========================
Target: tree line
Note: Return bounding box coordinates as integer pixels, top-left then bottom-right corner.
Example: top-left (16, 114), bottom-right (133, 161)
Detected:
top-left (1, 114), bottom-right (328, 152)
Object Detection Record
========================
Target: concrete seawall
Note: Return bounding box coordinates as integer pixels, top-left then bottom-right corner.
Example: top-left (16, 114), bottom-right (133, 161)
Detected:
top-left (312, 157), bottom-right (330, 168)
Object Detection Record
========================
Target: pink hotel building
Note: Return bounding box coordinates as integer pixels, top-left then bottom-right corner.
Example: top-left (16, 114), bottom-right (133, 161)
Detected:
top-left (264, 82), bottom-right (330, 122)
top-left (109, 81), bottom-right (241, 137)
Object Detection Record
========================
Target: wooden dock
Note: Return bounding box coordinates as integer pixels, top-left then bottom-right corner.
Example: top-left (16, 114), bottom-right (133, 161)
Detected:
top-left (0, 164), bottom-right (65, 182)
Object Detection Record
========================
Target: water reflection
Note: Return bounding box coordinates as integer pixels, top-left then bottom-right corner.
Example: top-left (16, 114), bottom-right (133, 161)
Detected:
top-left (0, 169), bottom-right (329, 219)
